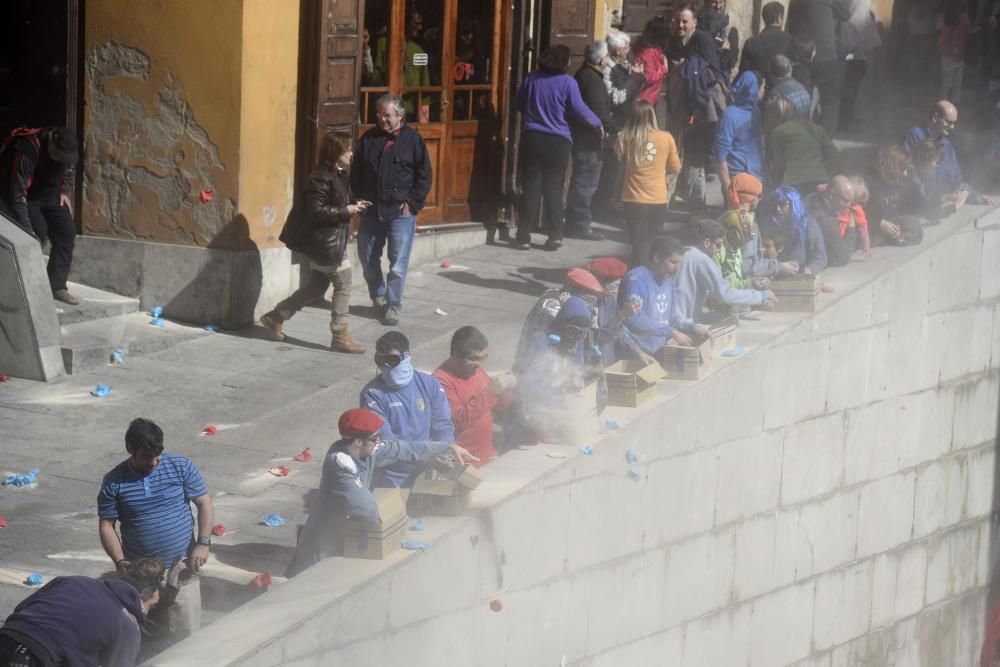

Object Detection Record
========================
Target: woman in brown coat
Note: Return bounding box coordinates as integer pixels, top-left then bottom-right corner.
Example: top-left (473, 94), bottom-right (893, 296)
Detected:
top-left (260, 135), bottom-right (368, 353)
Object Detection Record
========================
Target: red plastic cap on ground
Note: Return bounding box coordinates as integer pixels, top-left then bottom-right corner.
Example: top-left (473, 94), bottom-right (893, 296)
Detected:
top-left (0, 517), bottom-right (7, 528)
top-left (211, 524), bottom-right (225, 536)
top-left (441, 260), bottom-right (453, 268)
top-left (294, 448), bottom-right (313, 462)
top-left (564, 268), bottom-right (604, 296)
top-left (201, 425), bottom-right (218, 436)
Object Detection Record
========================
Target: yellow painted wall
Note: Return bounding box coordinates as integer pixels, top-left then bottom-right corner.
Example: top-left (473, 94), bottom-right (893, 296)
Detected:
top-left (82, 0), bottom-right (300, 249)
top-left (238, 0), bottom-right (301, 249)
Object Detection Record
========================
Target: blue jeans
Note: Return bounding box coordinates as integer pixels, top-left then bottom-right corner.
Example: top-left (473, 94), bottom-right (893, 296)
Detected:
top-left (564, 148), bottom-right (603, 235)
top-left (357, 211), bottom-right (416, 308)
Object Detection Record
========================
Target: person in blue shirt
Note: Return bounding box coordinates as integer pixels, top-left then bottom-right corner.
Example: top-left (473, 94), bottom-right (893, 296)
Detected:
top-left (360, 331), bottom-right (456, 488)
top-left (97, 418), bottom-right (215, 639)
top-left (714, 70), bottom-right (765, 202)
top-left (619, 235), bottom-right (708, 356)
top-left (285, 408), bottom-right (475, 576)
top-left (902, 100), bottom-right (995, 209)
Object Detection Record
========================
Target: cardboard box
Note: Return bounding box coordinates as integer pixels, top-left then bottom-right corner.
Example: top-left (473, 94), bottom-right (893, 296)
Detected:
top-left (772, 274), bottom-right (822, 312)
top-left (343, 488), bottom-right (407, 559)
top-left (657, 337), bottom-right (712, 381)
top-left (410, 464), bottom-right (483, 516)
top-left (605, 359), bottom-right (667, 407)
top-left (708, 315), bottom-right (739, 355)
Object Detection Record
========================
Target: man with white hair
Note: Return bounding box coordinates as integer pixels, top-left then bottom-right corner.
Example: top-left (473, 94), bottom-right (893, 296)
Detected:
top-left (565, 40), bottom-right (613, 241)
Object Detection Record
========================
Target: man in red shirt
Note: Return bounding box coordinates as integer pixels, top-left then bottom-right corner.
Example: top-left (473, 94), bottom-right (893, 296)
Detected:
top-left (434, 327), bottom-right (514, 467)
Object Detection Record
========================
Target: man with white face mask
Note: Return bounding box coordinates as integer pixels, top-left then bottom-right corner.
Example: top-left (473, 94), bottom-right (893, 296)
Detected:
top-left (360, 331), bottom-right (456, 488)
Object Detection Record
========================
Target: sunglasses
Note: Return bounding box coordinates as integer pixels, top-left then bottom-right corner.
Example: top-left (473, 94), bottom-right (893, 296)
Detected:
top-left (374, 351), bottom-right (409, 368)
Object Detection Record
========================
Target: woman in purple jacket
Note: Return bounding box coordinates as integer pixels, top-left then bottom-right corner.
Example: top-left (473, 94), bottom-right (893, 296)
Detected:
top-left (513, 45), bottom-right (603, 251)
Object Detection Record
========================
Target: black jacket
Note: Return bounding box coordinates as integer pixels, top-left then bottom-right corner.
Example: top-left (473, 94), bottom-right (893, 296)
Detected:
top-left (280, 162), bottom-right (353, 266)
top-left (572, 63), bottom-right (612, 151)
top-left (0, 128), bottom-right (73, 234)
top-left (786, 0), bottom-right (852, 63)
top-left (606, 62), bottom-right (644, 130)
top-left (739, 26), bottom-right (794, 78)
top-left (350, 124), bottom-right (432, 221)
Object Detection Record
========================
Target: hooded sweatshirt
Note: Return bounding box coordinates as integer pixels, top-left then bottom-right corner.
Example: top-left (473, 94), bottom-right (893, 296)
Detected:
top-left (360, 371), bottom-right (455, 488)
top-left (675, 247), bottom-right (766, 323)
top-left (619, 265), bottom-right (694, 354)
top-left (0, 577), bottom-right (144, 667)
top-left (714, 71), bottom-right (764, 179)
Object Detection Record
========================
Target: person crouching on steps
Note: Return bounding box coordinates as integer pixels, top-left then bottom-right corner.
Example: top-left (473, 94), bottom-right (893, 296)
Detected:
top-left (261, 134), bottom-right (368, 354)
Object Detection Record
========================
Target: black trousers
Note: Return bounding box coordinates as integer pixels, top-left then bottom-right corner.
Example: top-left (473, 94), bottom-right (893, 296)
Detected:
top-left (517, 130), bottom-right (571, 243)
top-left (27, 199), bottom-right (75, 291)
top-left (811, 60), bottom-right (845, 137)
top-left (840, 58), bottom-right (868, 125)
top-left (624, 202), bottom-right (667, 267)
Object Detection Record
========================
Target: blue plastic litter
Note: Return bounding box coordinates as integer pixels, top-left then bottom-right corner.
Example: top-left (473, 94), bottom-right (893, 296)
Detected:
top-left (111, 348), bottom-right (125, 365)
top-left (626, 469), bottom-right (642, 482)
top-left (150, 317), bottom-right (166, 328)
top-left (605, 420), bottom-right (620, 430)
top-left (721, 346), bottom-right (746, 358)
top-left (90, 383), bottom-right (111, 398)
top-left (150, 306), bottom-right (163, 318)
top-left (262, 513), bottom-right (285, 527)
top-left (408, 517), bottom-right (425, 531)
top-left (24, 573), bottom-right (43, 586)
top-left (4, 468), bottom-right (39, 487)
top-left (625, 449), bottom-right (639, 464)
top-left (204, 324), bottom-right (219, 332)
top-left (579, 445), bottom-right (594, 456)
top-left (590, 344), bottom-right (602, 357)
top-left (401, 539), bottom-right (429, 551)
top-left (548, 334), bottom-right (561, 345)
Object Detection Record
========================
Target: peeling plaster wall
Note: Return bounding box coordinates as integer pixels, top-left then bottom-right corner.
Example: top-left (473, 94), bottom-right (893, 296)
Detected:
top-left (83, 0), bottom-right (243, 247)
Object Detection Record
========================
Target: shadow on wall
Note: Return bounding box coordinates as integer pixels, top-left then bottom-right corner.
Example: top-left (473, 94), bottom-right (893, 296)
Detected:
top-left (985, 396), bottom-right (1000, 659)
top-left (162, 214), bottom-right (262, 329)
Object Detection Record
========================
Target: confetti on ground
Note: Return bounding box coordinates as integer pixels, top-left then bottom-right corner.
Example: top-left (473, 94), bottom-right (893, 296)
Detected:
top-left (0, 518), bottom-right (7, 527)
top-left (25, 573), bottom-right (43, 586)
top-left (579, 445), bottom-right (594, 456)
top-left (434, 308), bottom-right (448, 316)
top-left (269, 465), bottom-right (290, 477)
top-left (625, 449), bottom-right (639, 464)
top-left (4, 469), bottom-right (39, 487)
top-left (200, 189), bottom-right (215, 203)
top-left (150, 317), bottom-right (166, 327)
top-left (201, 425), bottom-right (218, 436)
top-left (490, 599), bottom-right (504, 612)
top-left (626, 469), bottom-right (642, 482)
top-left (150, 306), bottom-right (163, 318)
top-left (111, 349), bottom-right (125, 365)
top-left (90, 383), bottom-right (111, 398)
top-left (605, 420), bottom-right (620, 430)
top-left (401, 539), bottom-right (428, 551)
top-left (722, 346), bottom-right (746, 358)
top-left (212, 524), bottom-right (226, 536)
top-left (204, 324), bottom-right (219, 332)
top-left (293, 448), bottom-right (313, 462)
top-left (262, 513), bottom-right (285, 527)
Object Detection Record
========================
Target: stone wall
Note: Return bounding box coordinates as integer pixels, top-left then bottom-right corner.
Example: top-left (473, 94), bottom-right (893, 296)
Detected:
top-left (150, 206), bottom-right (999, 666)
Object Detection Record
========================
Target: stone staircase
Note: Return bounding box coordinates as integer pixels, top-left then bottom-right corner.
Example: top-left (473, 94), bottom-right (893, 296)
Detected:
top-left (57, 282), bottom-right (210, 373)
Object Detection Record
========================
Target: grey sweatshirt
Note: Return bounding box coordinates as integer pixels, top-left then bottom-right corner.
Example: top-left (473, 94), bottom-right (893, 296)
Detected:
top-left (676, 247), bottom-right (766, 323)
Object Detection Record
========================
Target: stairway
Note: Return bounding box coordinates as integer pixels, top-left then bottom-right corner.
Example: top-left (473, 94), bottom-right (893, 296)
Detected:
top-left (57, 283), bottom-right (210, 374)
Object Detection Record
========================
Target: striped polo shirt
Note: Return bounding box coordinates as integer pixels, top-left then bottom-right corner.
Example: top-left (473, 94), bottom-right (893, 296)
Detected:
top-left (97, 452), bottom-right (208, 566)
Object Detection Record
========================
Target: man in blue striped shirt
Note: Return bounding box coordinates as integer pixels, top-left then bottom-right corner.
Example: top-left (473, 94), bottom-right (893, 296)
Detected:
top-left (97, 418), bottom-right (214, 637)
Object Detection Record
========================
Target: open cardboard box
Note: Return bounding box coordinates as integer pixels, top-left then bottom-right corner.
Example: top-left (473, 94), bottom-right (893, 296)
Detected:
top-left (343, 488), bottom-right (407, 560)
top-left (605, 359), bottom-right (667, 407)
top-left (657, 337), bottom-right (713, 381)
top-left (410, 463), bottom-right (484, 516)
top-left (708, 315), bottom-right (738, 355)
top-left (772, 273), bottom-right (822, 312)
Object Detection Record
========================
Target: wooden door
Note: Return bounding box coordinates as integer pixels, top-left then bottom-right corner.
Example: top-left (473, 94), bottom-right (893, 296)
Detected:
top-left (296, 0), bottom-right (367, 189)
top-left (622, 0), bottom-right (675, 33)
top-left (547, 0), bottom-right (597, 69)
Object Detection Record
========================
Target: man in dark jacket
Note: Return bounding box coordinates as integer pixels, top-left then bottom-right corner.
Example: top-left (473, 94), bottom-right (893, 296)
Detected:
top-left (565, 40), bottom-right (612, 241)
top-left (698, 0), bottom-right (740, 76)
top-left (261, 135), bottom-right (368, 353)
top-left (0, 559), bottom-right (163, 667)
top-left (740, 1), bottom-right (794, 80)
top-left (351, 94), bottom-right (433, 326)
top-left (805, 174), bottom-right (856, 266)
top-left (0, 127), bottom-right (80, 305)
top-left (786, 0), bottom-right (852, 135)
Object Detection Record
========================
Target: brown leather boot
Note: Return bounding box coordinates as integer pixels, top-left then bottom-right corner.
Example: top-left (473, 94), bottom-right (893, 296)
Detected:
top-left (330, 328), bottom-right (365, 354)
top-left (259, 311), bottom-right (286, 341)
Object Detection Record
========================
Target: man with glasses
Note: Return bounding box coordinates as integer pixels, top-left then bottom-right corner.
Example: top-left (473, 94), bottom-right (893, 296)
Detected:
top-left (434, 327), bottom-right (515, 467)
top-left (360, 331), bottom-right (455, 487)
top-left (285, 408), bottom-right (475, 576)
top-left (676, 220), bottom-right (778, 323)
top-left (903, 100), bottom-right (995, 210)
top-left (804, 174), bottom-right (859, 266)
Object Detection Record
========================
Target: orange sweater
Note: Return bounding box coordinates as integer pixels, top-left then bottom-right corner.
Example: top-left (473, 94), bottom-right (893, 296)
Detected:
top-left (619, 129), bottom-right (681, 205)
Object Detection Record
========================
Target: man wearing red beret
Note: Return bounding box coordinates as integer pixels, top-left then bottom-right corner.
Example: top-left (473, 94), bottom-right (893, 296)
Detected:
top-left (586, 257), bottom-right (649, 365)
top-left (285, 408), bottom-right (476, 576)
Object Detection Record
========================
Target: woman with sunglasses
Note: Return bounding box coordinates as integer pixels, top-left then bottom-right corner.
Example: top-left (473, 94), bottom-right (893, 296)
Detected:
top-left (286, 408), bottom-right (476, 577)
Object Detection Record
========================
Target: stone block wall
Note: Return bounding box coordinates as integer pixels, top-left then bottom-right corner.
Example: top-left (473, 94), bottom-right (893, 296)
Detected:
top-left (151, 209), bottom-right (1000, 666)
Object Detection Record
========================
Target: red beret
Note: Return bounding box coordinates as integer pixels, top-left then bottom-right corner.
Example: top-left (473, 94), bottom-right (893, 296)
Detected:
top-left (586, 258), bottom-right (629, 282)
top-left (338, 408), bottom-right (384, 438)
top-left (565, 268), bottom-right (604, 296)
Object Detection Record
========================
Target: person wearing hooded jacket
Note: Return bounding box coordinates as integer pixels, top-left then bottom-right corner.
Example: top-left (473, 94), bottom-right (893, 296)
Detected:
top-left (714, 70), bottom-right (765, 200)
top-left (0, 559), bottom-right (164, 667)
top-left (285, 409), bottom-right (475, 577)
top-left (360, 331), bottom-right (455, 489)
top-left (757, 185), bottom-right (828, 274)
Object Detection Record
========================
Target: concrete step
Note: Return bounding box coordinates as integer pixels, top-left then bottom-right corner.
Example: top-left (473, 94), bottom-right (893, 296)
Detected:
top-left (60, 312), bottom-right (210, 374)
top-left (56, 281), bottom-right (140, 326)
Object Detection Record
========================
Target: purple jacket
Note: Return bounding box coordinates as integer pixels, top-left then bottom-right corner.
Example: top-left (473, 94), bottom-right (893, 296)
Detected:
top-left (516, 70), bottom-right (602, 143)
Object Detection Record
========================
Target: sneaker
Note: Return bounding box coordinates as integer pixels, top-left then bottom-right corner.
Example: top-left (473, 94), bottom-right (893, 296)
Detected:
top-left (372, 296), bottom-right (388, 313)
top-left (382, 306), bottom-right (400, 326)
top-left (53, 289), bottom-right (79, 306)
top-left (543, 239), bottom-right (563, 252)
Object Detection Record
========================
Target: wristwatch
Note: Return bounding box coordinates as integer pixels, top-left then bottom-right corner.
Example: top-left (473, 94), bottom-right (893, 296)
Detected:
top-left (196, 536), bottom-right (212, 547)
